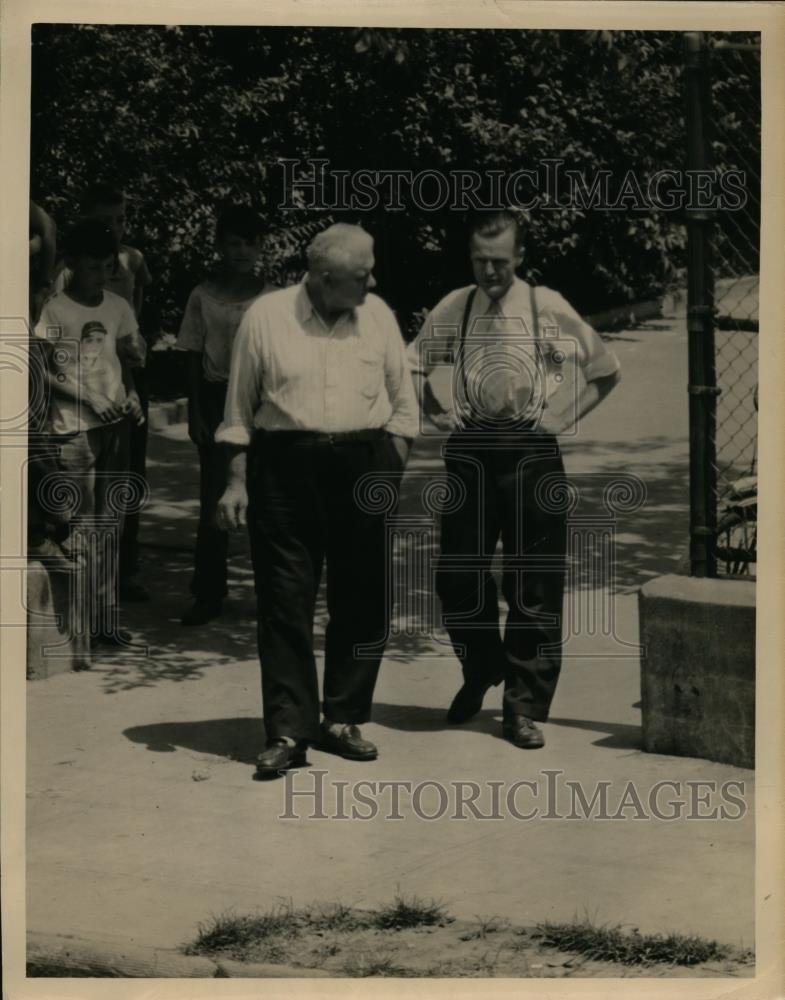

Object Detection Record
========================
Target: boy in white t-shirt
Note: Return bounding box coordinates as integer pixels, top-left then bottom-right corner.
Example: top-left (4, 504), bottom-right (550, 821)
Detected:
top-left (53, 184), bottom-right (154, 601)
top-left (35, 219), bottom-right (145, 648)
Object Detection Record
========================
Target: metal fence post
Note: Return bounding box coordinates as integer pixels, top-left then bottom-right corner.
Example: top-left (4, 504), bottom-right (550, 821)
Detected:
top-left (685, 31), bottom-right (718, 577)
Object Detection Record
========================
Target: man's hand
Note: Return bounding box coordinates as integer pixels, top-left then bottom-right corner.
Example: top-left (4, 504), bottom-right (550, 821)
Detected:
top-left (216, 481), bottom-right (248, 531)
top-left (86, 389), bottom-right (124, 423)
top-left (188, 408), bottom-right (211, 446)
top-left (123, 390), bottom-right (146, 427)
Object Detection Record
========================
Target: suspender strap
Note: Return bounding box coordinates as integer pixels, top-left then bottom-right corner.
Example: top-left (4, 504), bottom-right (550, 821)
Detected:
top-left (458, 286), bottom-right (478, 398)
top-left (529, 283), bottom-right (539, 341)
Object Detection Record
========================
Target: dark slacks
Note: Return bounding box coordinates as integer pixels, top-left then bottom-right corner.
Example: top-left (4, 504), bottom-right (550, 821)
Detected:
top-left (247, 430), bottom-right (401, 743)
top-left (189, 380), bottom-right (231, 603)
top-left (436, 430), bottom-right (567, 723)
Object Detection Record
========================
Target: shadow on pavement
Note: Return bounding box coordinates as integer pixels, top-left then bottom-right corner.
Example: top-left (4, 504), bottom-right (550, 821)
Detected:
top-left (99, 570), bottom-right (259, 694)
top-left (561, 439), bottom-right (689, 592)
top-left (371, 701), bottom-right (500, 735)
top-left (121, 709), bottom-right (641, 762)
top-left (123, 716), bottom-right (263, 763)
top-left (546, 716), bottom-right (642, 751)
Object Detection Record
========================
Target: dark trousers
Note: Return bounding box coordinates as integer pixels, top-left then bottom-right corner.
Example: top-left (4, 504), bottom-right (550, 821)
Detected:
top-left (28, 438), bottom-right (69, 547)
top-left (436, 431), bottom-right (567, 722)
top-left (190, 380), bottom-right (231, 604)
top-left (57, 423), bottom-right (130, 634)
top-left (247, 430), bottom-right (401, 743)
top-left (119, 367), bottom-right (149, 581)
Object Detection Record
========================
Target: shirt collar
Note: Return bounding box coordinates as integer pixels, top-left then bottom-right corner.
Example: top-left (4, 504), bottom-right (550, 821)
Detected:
top-left (295, 279), bottom-right (317, 323)
top-left (476, 275), bottom-right (526, 314)
top-left (296, 277), bottom-right (359, 330)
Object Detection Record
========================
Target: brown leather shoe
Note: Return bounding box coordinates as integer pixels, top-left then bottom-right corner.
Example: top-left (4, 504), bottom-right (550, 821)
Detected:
top-left (503, 716), bottom-right (545, 749)
top-left (255, 739), bottom-right (308, 779)
top-left (319, 722), bottom-right (378, 761)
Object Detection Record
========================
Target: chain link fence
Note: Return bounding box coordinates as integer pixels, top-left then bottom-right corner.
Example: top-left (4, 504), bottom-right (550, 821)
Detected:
top-left (686, 32), bottom-right (760, 577)
top-left (711, 38), bottom-right (760, 576)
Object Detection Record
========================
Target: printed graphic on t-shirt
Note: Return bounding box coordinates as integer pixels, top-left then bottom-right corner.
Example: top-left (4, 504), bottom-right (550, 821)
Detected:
top-left (79, 320), bottom-right (112, 393)
top-left (80, 320), bottom-right (107, 367)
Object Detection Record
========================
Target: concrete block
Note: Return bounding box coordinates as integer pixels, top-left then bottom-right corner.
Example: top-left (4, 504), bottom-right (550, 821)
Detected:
top-left (638, 574), bottom-right (755, 768)
top-left (26, 560), bottom-right (90, 679)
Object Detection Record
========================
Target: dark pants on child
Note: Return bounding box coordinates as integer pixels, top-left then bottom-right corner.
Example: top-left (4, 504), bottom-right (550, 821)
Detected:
top-left (28, 437), bottom-right (70, 547)
top-left (436, 430), bottom-right (567, 723)
top-left (247, 429), bottom-right (401, 743)
top-left (190, 379), bottom-right (231, 604)
top-left (56, 423), bottom-right (129, 635)
top-left (27, 338), bottom-right (68, 547)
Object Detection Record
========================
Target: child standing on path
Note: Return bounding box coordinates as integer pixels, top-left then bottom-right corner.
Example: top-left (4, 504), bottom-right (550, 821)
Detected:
top-left (35, 219), bottom-right (146, 647)
top-left (177, 205), bottom-right (273, 626)
top-left (55, 184), bottom-right (154, 601)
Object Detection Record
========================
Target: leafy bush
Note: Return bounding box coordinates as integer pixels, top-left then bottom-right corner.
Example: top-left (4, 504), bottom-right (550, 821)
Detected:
top-left (31, 26), bottom-right (758, 337)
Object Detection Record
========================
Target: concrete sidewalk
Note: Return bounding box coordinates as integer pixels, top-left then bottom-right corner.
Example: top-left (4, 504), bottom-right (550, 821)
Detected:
top-left (26, 316), bottom-right (755, 961)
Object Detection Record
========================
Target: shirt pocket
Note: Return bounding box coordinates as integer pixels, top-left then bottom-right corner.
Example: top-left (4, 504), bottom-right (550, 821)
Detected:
top-left (355, 347), bottom-right (385, 399)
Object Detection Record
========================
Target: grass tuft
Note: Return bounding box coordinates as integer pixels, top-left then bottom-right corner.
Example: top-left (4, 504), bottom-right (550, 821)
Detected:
top-left (534, 918), bottom-right (733, 967)
top-left (186, 902), bottom-right (304, 958)
top-left (373, 892), bottom-right (451, 930)
top-left (185, 894), bottom-right (452, 961)
top-left (308, 901), bottom-right (370, 932)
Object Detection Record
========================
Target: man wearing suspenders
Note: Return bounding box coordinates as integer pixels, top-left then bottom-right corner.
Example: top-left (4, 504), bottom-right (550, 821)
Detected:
top-left (407, 210), bottom-right (621, 749)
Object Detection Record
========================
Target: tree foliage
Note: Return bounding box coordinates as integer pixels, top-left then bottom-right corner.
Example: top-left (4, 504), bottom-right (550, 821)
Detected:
top-left (30, 26), bottom-right (759, 337)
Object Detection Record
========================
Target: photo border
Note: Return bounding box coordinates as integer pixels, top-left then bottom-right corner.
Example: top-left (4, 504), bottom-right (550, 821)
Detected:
top-left (2, 2), bottom-right (783, 998)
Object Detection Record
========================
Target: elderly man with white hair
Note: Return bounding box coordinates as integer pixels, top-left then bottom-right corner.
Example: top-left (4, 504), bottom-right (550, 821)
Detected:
top-left (216, 223), bottom-right (419, 777)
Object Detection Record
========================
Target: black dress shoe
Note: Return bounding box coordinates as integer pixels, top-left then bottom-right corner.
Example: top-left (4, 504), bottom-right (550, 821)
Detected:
top-left (447, 680), bottom-right (492, 724)
top-left (503, 716), bottom-right (545, 749)
top-left (318, 722), bottom-right (378, 761)
top-left (255, 739), bottom-right (308, 779)
top-left (181, 600), bottom-right (222, 626)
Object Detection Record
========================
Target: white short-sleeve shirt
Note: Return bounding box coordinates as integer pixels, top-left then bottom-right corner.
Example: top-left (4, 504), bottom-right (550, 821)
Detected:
top-left (407, 277), bottom-right (620, 423)
top-left (34, 290), bottom-right (140, 435)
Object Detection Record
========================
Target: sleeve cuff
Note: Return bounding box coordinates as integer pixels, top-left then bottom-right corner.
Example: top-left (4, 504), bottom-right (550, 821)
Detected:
top-left (583, 351), bottom-right (621, 384)
top-left (214, 423), bottom-right (251, 447)
top-left (385, 420), bottom-right (419, 441)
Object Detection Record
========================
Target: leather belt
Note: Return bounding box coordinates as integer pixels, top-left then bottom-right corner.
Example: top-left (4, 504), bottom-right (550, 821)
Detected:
top-left (458, 415), bottom-right (539, 433)
top-left (257, 428), bottom-right (386, 445)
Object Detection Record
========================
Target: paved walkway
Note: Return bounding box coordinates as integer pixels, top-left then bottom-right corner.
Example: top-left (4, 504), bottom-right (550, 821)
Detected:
top-left (27, 314), bottom-right (754, 957)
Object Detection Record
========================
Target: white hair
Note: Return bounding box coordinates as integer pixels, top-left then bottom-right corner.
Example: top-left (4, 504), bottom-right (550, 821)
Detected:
top-left (306, 223), bottom-right (373, 274)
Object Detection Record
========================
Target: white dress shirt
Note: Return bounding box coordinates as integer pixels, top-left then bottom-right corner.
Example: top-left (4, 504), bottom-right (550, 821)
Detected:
top-left (407, 277), bottom-right (620, 423)
top-left (215, 280), bottom-right (420, 445)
